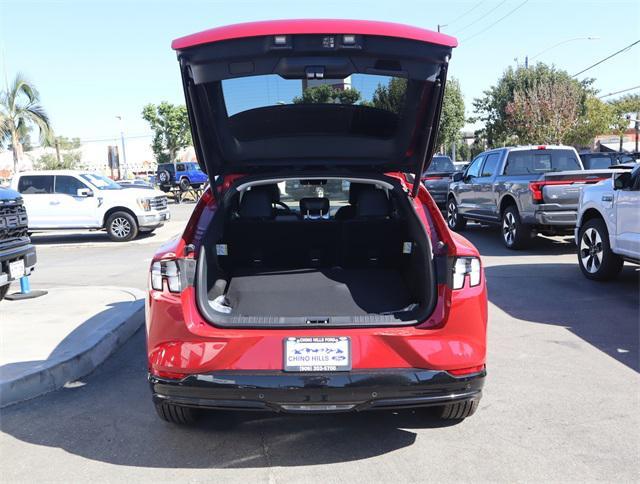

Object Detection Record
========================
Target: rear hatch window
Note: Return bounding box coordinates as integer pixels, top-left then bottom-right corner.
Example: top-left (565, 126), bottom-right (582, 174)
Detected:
top-left (504, 149), bottom-right (581, 175)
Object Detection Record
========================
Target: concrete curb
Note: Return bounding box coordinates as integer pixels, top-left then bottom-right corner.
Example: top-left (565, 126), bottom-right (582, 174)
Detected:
top-left (0, 287), bottom-right (145, 408)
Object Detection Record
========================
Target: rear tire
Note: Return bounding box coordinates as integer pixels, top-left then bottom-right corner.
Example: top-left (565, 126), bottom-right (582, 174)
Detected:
top-left (106, 211), bottom-right (138, 242)
top-left (501, 205), bottom-right (531, 250)
top-left (446, 198), bottom-right (467, 231)
top-left (578, 218), bottom-right (623, 280)
top-left (154, 402), bottom-right (198, 425)
top-left (436, 399), bottom-right (479, 420)
top-left (0, 284), bottom-right (9, 302)
top-left (179, 178), bottom-right (191, 192)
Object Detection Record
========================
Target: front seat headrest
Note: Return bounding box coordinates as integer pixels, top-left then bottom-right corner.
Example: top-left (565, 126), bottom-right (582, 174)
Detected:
top-left (300, 197), bottom-right (330, 219)
top-left (254, 183), bottom-right (280, 202)
top-left (348, 182), bottom-right (368, 205)
top-left (356, 187), bottom-right (390, 218)
top-left (239, 188), bottom-right (275, 219)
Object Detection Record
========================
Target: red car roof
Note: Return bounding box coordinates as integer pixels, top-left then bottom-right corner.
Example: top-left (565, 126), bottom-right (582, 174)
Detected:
top-left (172, 19), bottom-right (458, 50)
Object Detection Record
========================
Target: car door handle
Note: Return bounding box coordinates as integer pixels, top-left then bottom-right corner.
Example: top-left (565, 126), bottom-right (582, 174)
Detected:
top-left (49, 200), bottom-right (60, 205)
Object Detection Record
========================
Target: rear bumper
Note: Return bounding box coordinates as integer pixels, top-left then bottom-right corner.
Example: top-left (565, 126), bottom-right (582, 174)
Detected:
top-left (0, 242), bottom-right (36, 286)
top-left (149, 368), bottom-right (485, 413)
top-left (533, 209), bottom-right (577, 226)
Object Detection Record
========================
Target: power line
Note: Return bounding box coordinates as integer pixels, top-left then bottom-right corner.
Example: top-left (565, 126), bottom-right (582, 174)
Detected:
top-left (462, 0), bottom-right (529, 42)
top-left (572, 39), bottom-right (640, 77)
top-left (598, 85), bottom-right (640, 99)
top-left (446, 1), bottom-right (486, 27)
top-left (454, 0), bottom-right (507, 35)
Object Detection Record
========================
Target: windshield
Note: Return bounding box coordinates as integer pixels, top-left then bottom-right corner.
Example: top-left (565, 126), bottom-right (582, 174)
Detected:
top-left (80, 174), bottom-right (123, 190)
top-left (425, 156), bottom-right (454, 173)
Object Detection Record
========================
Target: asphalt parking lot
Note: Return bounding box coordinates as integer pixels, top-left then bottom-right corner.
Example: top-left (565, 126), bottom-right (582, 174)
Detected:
top-left (0, 204), bottom-right (638, 483)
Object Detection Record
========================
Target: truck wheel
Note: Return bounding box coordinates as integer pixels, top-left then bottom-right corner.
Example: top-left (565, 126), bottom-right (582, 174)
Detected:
top-left (0, 284), bottom-right (9, 302)
top-left (578, 218), bottom-right (623, 280)
top-left (106, 211), bottom-right (139, 242)
top-left (154, 402), bottom-right (197, 425)
top-left (501, 205), bottom-right (531, 250)
top-left (446, 198), bottom-right (467, 231)
top-left (179, 178), bottom-right (191, 192)
top-left (158, 170), bottom-right (171, 187)
top-left (436, 399), bottom-right (479, 420)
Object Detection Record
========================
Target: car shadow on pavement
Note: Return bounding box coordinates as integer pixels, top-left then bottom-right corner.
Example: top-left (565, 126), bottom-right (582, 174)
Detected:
top-left (460, 224), bottom-right (577, 257)
top-left (30, 230), bottom-right (157, 246)
top-left (485, 262), bottom-right (639, 372)
top-left (0, 329), bottom-right (465, 469)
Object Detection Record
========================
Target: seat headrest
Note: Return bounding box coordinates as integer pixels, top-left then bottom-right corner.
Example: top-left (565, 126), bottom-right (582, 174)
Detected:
top-left (253, 183), bottom-right (280, 202)
top-left (348, 182), bottom-right (368, 205)
top-left (239, 188), bottom-right (274, 219)
top-left (356, 187), bottom-right (390, 218)
top-left (300, 197), bottom-right (330, 219)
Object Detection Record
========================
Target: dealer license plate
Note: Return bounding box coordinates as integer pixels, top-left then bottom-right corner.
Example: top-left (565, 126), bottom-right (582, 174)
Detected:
top-left (9, 259), bottom-right (25, 279)
top-left (284, 337), bottom-right (351, 372)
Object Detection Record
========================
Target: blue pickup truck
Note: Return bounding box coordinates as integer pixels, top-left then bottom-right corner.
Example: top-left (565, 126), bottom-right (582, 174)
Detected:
top-left (156, 162), bottom-right (208, 192)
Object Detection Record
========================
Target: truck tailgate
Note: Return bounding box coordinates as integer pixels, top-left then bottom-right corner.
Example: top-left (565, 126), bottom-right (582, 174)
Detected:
top-left (532, 169), bottom-right (614, 207)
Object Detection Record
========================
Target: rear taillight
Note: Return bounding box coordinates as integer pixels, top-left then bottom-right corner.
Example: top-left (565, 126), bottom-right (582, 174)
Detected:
top-left (529, 177), bottom-right (609, 204)
top-left (151, 260), bottom-right (181, 293)
top-left (422, 176), bottom-right (445, 181)
top-left (452, 257), bottom-right (481, 289)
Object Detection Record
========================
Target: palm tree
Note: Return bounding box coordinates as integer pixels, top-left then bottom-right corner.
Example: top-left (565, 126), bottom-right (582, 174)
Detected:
top-left (0, 74), bottom-right (52, 172)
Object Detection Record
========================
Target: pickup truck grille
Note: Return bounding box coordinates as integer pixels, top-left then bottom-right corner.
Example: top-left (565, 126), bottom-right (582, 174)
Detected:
top-left (0, 201), bottom-right (29, 241)
top-left (150, 196), bottom-right (168, 211)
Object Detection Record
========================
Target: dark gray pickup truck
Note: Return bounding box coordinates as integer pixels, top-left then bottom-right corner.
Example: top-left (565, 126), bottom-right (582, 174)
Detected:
top-left (0, 187), bottom-right (37, 300)
top-left (446, 145), bottom-right (613, 249)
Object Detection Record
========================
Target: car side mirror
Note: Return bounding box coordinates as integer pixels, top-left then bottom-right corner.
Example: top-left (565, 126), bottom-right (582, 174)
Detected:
top-left (452, 172), bottom-right (464, 182)
top-left (613, 172), bottom-right (631, 190)
top-left (77, 188), bottom-right (93, 197)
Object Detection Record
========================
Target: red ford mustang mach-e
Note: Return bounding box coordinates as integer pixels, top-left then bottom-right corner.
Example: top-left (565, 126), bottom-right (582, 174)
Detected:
top-left (146, 19), bottom-right (487, 424)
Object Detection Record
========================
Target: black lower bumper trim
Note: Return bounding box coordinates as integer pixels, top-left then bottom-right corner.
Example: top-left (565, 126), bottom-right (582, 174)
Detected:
top-left (150, 368), bottom-right (485, 413)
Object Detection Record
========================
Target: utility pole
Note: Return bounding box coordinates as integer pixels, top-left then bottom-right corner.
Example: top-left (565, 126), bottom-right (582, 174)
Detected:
top-left (116, 115), bottom-right (127, 179)
top-left (524, 56), bottom-right (529, 68)
top-left (437, 24), bottom-right (447, 32)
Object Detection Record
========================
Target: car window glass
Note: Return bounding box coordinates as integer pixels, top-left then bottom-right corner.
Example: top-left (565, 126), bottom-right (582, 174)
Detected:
top-left (55, 175), bottom-right (87, 195)
top-left (481, 153), bottom-right (501, 177)
top-left (583, 156), bottom-right (611, 169)
top-left (466, 156), bottom-right (484, 178)
top-left (17, 175), bottom-right (54, 194)
top-left (426, 156), bottom-right (454, 173)
top-left (504, 150), bottom-right (580, 175)
top-left (176, 163), bottom-right (186, 171)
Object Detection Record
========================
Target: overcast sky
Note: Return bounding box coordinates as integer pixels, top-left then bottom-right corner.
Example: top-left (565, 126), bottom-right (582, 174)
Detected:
top-left (1, 0), bottom-right (639, 143)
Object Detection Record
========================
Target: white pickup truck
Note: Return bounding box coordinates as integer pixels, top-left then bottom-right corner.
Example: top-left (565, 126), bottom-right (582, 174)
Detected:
top-left (11, 170), bottom-right (170, 242)
top-left (576, 164), bottom-right (640, 280)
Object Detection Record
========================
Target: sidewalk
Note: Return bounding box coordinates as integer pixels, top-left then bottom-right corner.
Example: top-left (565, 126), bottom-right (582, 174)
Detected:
top-left (0, 286), bottom-right (144, 407)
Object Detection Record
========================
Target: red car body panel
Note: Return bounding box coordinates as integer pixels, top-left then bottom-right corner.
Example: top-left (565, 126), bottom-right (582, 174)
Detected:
top-left (146, 175), bottom-right (487, 379)
top-left (171, 19), bottom-right (458, 51)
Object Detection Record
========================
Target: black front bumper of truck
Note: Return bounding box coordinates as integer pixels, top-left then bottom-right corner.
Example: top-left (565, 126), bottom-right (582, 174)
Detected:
top-left (149, 368), bottom-right (485, 413)
top-left (0, 241), bottom-right (37, 284)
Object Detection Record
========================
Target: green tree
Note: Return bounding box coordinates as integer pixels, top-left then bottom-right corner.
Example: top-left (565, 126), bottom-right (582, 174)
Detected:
top-left (565, 96), bottom-right (616, 148)
top-left (34, 151), bottom-right (80, 170)
top-left (371, 78), bottom-right (407, 113)
top-left (0, 73), bottom-right (53, 172)
top-left (473, 63), bottom-right (592, 147)
top-left (504, 79), bottom-right (583, 144)
top-left (292, 84), bottom-right (362, 105)
top-left (609, 94), bottom-right (640, 151)
top-left (141, 102), bottom-right (192, 164)
top-left (438, 78), bottom-right (465, 152)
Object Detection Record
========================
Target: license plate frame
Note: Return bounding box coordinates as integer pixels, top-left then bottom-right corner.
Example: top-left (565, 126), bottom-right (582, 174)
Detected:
top-left (9, 259), bottom-right (25, 280)
top-left (283, 336), bottom-right (351, 372)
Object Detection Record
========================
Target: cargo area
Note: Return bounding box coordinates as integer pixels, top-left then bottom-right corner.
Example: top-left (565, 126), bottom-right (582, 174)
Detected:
top-left (195, 178), bottom-right (436, 328)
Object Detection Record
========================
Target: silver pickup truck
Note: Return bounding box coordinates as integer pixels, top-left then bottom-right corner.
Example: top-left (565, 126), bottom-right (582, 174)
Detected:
top-left (446, 145), bottom-right (613, 249)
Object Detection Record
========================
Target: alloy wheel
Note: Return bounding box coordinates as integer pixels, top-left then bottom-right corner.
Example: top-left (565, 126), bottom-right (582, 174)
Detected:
top-left (447, 201), bottom-right (457, 228)
top-left (580, 227), bottom-right (603, 273)
top-left (502, 212), bottom-right (516, 245)
top-left (111, 217), bottom-right (132, 239)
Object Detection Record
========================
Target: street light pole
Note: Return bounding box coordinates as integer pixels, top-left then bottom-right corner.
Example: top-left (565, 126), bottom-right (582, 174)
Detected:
top-left (528, 36), bottom-right (600, 63)
top-left (116, 115), bottom-right (127, 179)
